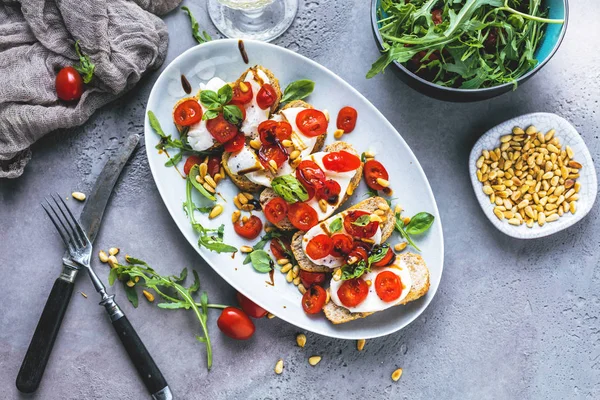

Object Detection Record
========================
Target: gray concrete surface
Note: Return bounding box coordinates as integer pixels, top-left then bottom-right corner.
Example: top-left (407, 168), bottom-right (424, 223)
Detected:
top-left (1, 1), bottom-right (599, 399)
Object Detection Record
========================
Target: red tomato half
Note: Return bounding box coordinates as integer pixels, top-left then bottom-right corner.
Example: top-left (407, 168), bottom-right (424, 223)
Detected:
top-left (56, 66), bottom-right (84, 101)
top-left (336, 106), bottom-right (358, 133)
top-left (232, 83), bottom-right (253, 104)
top-left (330, 233), bottom-right (354, 257)
top-left (256, 83), bottom-right (277, 109)
top-left (236, 292), bottom-right (268, 318)
top-left (322, 151), bottom-right (361, 172)
top-left (258, 144), bottom-right (288, 170)
top-left (233, 215), bottom-right (263, 240)
top-left (371, 245), bottom-right (395, 268)
top-left (264, 197), bottom-right (288, 224)
top-left (224, 132), bottom-right (245, 153)
top-left (270, 237), bottom-right (291, 260)
top-left (206, 114), bottom-right (238, 143)
top-left (306, 234), bottom-right (333, 260)
top-left (343, 210), bottom-right (379, 239)
top-left (217, 307), bottom-right (255, 340)
top-left (296, 160), bottom-right (326, 192)
top-left (296, 109), bottom-right (328, 137)
top-left (337, 278), bottom-right (369, 308)
top-left (363, 159), bottom-right (389, 191)
top-left (302, 285), bottom-right (327, 314)
top-left (316, 179), bottom-right (341, 205)
top-left (174, 99), bottom-right (203, 126)
top-left (299, 270), bottom-right (327, 288)
top-left (258, 120), bottom-right (292, 144)
top-left (183, 155), bottom-right (203, 176)
top-left (375, 271), bottom-right (402, 302)
top-left (287, 203), bottom-right (318, 231)
top-left (207, 155), bottom-right (221, 177)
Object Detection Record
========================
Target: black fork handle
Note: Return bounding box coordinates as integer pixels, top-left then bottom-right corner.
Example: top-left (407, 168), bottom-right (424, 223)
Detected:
top-left (16, 276), bottom-right (74, 393)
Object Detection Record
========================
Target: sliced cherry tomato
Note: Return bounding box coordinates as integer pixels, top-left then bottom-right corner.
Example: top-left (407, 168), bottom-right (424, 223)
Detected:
top-left (174, 99), bottom-right (203, 126)
top-left (287, 203), bottom-right (318, 231)
top-left (256, 83), bottom-right (277, 109)
top-left (330, 233), bottom-right (354, 257)
top-left (322, 151), bottom-right (361, 173)
top-left (264, 197), bottom-right (288, 224)
top-left (337, 278), bottom-right (369, 308)
top-left (258, 120), bottom-right (292, 144)
top-left (302, 285), bottom-right (327, 314)
top-left (228, 101), bottom-right (247, 121)
top-left (306, 234), bottom-right (333, 260)
top-left (207, 155), bottom-right (221, 177)
top-left (296, 160), bottom-right (326, 193)
top-left (236, 292), bottom-right (268, 318)
top-left (224, 132), bottom-right (245, 153)
top-left (343, 210), bottom-right (379, 239)
top-left (270, 237), bottom-right (291, 260)
top-left (217, 307), bottom-right (255, 340)
top-left (371, 245), bottom-right (395, 268)
top-left (316, 179), bottom-right (341, 205)
top-left (258, 144), bottom-right (288, 170)
top-left (183, 155), bottom-right (203, 176)
top-left (363, 159), bottom-right (390, 191)
top-left (431, 9), bottom-right (443, 25)
top-left (232, 82), bottom-right (253, 104)
top-left (336, 106), bottom-right (358, 133)
top-left (346, 245), bottom-right (368, 265)
top-left (375, 271), bottom-right (402, 302)
top-left (206, 114), bottom-right (238, 143)
top-left (296, 109), bottom-right (328, 137)
top-left (299, 270), bottom-right (326, 288)
top-left (233, 215), bottom-right (263, 240)
top-left (55, 66), bottom-right (83, 101)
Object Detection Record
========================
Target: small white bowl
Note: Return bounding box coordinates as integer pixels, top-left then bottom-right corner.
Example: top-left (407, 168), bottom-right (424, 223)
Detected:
top-left (469, 112), bottom-right (597, 239)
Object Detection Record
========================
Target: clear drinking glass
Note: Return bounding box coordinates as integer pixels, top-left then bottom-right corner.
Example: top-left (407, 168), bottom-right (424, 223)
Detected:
top-left (208, 0), bottom-right (298, 42)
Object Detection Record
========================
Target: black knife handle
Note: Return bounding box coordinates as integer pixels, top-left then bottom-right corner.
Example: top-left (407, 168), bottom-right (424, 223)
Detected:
top-left (16, 277), bottom-right (74, 393)
top-left (112, 315), bottom-right (171, 399)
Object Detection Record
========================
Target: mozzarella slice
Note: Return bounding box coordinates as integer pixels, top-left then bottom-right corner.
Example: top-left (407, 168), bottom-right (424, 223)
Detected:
top-left (226, 145), bottom-right (273, 187)
top-left (301, 209), bottom-right (383, 268)
top-left (187, 77), bottom-right (229, 152)
top-left (329, 259), bottom-right (413, 313)
top-left (240, 70), bottom-right (271, 138)
top-left (280, 107), bottom-right (319, 159)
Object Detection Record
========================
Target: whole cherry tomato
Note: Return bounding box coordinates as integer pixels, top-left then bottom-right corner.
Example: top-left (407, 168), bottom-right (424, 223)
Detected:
top-left (233, 215), bottom-right (263, 240)
top-left (296, 109), bottom-right (328, 137)
top-left (336, 107), bottom-right (358, 133)
top-left (337, 278), bottom-right (369, 308)
top-left (363, 159), bottom-right (390, 191)
top-left (316, 179), bottom-right (341, 205)
top-left (217, 307), bottom-right (255, 340)
top-left (302, 285), bottom-right (327, 314)
top-left (183, 155), bottom-right (203, 176)
top-left (55, 66), bottom-right (83, 101)
top-left (258, 120), bottom-right (292, 144)
top-left (295, 160), bottom-right (325, 193)
top-left (375, 271), bottom-right (402, 302)
top-left (256, 83), bottom-right (277, 109)
top-left (174, 99), bottom-right (203, 126)
top-left (236, 292), bottom-right (268, 318)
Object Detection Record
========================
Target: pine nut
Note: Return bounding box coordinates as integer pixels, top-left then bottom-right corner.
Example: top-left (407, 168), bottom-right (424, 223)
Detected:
top-left (546, 213), bottom-right (559, 222)
top-left (298, 284), bottom-right (307, 294)
top-left (98, 251), bottom-right (109, 263)
top-left (142, 290), bottom-right (154, 302)
top-left (108, 255), bottom-right (118, 268)
top-left (286, 270), bottom-right (293, 283)
top-left (318, 199), bottom-right (328, 213)
top-left (346, 186), bottom-right (354, 196)
top-left (281, 263), bottom-right (292, 273)
top-left (203, 182), bottom-right (216, 193)
top-left (233, 196), bottom-right (243, 209)
top-left (369, 214), bottom-right (382, 223)
top-left (238, 193), bottom-right (249, 205)
top-left (250, 139), bottom-right (261, 150)
top-left (240, 245), bottom-right (253, 253)
top-left (269, 159), bottom-right (278, 172)
top-left (242, 216), bottom-right (249, 223)
top-left (277, 258), bottom-right (289, 265)
top-left (281, 139), bottom-right (293, 147)
top-left (402, 216), bottom-right (411, 225)
top-left (357, 339), bottom-right (366, 351)
top-left (290, 150), bottom-right (301, 160)
top-left (199, 163), bottom-right (208, 178)
top-left (126, 280), bottom-right (135, 287)
top-left (333, 129), bottom-right (344, 139)
top-left (231, 210), bottom-right (241, 223)
top-left (296, 333), bottom-right (307, 348)
top-left (72, 192), bottom-right (86, 201)
top-left (376, 177), bottom-right (390, 188)
top-left (274, 359), bottom-right (284, 375)
top-left (293, 277), bottom-right (300, 286)
top-left (195, 174), bottom-right (204, 184)
top-left (109, 247), bottom-right (119, 256)
top-left (333, 268), bottom-right (342, 281)
top-left (391, 368), bottom-right (403, 382)
top-left (209, 204), bottom-right (223, 219)
top-left (394, 242), bottom-right (407, 251)
top-left (308, 356), bottom-right (322, 366)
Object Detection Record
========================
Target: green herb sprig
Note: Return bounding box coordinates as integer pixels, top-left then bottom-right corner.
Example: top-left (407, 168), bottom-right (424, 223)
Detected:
top-left (199, 85), bottom-right (243, 125)
top-left (394, 210), bottom-right (434, 251)
top-left (340, 243), bottom-right (391, 280)
top-left (74, 41), bottom-right (95, 84)
top-left (182, 6), bottom-right (212, 44)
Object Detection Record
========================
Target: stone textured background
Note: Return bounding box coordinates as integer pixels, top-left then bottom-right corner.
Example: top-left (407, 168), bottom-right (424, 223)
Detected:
top-left (1, 1), bottom-right (599, 399)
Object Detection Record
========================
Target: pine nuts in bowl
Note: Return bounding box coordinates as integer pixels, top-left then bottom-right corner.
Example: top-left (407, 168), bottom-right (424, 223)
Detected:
top-left (469, 113), bottom-right (597, 239)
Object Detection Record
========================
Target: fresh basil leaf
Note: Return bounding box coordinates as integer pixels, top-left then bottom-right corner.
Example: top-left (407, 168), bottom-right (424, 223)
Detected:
top-left (124, 285), bottom-right (139, 308)
top-left (352, 215), bottom-right (372, 227)
top-left (368, 243), bottom-right (390, 265)
top-left (405, 212), bottom-right (435, 235)
top-left (280, 79), bottom-right (315, 103)
top-left (271, 175), bottom-right (309, 203)
top-left (200, 90), bottom-right (220, 108)
top-left (181, 6), bottom-right (212, 44)
top-left (73, 41), bottom-right (95, 84)
top-left (394, 212), bottom-right (420, 252)
top-left (165, 151), bottom-right (182, 167)
top-left (329, 217), bottom-right (342, 233)
top-left (250, 250), bottom-right (274, 273)
top-left (195, 206), bottom-right (213, 213)
top-left (189, 165), bottom-right (216, 201)
top-left (202, 109), bottom-right (219, 121)
top-left (217, 84), bottom-right (233, 105)
top-left (223, 104), bottom-right (243, 125)
top-left (243, 231), bottom-right (282, 264)
top-left (340, 260), bottom-right (369, 280)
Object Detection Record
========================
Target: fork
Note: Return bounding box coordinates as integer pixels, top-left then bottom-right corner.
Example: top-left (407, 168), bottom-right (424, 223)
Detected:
top-left (40, 194), bottom-right (172, 400)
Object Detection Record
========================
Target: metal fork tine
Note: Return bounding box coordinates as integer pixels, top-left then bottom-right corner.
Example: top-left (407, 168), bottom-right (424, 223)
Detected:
top-left (50, 194), bottom-right (82, 249)
top-left (41, 202), bottom-right (70, 247)
top-left (43, 198), bottom-right (75, 250)
top-left (55, 193), bottom-right (87, 246)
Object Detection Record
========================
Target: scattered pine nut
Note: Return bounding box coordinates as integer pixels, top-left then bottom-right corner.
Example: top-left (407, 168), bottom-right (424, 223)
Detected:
top-left (250, 139), bottom-right (261, 150)
top-left (240, 245), bottom-right (253, 253)
top-left (98, 251), bottom-right (109, 263)
top-left (308, 356), bottom-right (322, 366)
top-left (80, 291), bottom-right (88, 298)
top-left (274, 359), bottom-right (284, 375)
top-left (267, 313), bottom-right (276, 319)
top-left (333, 129), bottom-right (344, 139)
top-left (71, 192), bottom-right (86, 201)
top-left (231, 210), bottom-right (241, 223)
top-left (199, 163), bottom-right (208, 178)
top-left (281, 263), bottom-right (293, 273)
top-left (126, 280), bottom-right (135, 288)
top-left (394, 242), bottom-right (407, 252)
top-left (376, 177), bottom-right (390, 188)
top-left (298, 284), bottom-right (307, 294)
top-left (296, 333), bottom-right (307, 348)
top-left (108, 255), bottom-right (118, 269)
top-left (142, 290), bottom-right (154, 302)
top-left (108, 247), bottom-right (119, 256)
top-left (277, 258), bottom-right (289, 266)
top-left (239, 81), bottom-right (249, 93)
top-left (356, 339), bottom-right (366, 351)
top-left (391, 368), bottom-right (403, 382)
top-left (209, 204), bottom-right (223, 219)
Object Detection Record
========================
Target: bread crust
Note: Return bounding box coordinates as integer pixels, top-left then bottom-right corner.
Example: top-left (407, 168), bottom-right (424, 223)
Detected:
top-left (291, 196), bottom-right (394, 272)
top-left (322, 252), bottom-right (430, 324)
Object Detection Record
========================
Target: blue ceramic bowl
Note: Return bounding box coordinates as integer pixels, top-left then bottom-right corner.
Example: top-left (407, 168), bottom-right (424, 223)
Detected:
top-left (371, 0), bottom-right (568, 102)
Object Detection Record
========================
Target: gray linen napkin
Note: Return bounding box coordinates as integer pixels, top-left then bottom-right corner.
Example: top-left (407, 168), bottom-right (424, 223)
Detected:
top-left (0, 0), bottom-right (181, 178)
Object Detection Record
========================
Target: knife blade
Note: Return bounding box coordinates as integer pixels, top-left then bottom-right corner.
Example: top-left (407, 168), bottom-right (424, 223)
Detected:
top-left (16, 134), bottom-right (140, 394)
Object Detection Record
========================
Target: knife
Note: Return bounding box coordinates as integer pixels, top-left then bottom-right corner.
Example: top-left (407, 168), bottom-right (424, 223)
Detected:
top-left (16, 134), bottom-right (140, 394)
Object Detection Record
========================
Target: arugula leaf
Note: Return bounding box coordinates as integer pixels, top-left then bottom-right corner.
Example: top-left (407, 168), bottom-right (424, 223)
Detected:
top-left (271, 175), bottom-right (309, 203)
top-left (352, 215), bottom-right (372, 227)
top-left (165, 152), bottom-right (182, 167)
top-left (182, 6), bottom-right (212, 44)
top-left (394, 212), bottom-right (420, 251)
top-left (188, 270), bottom-right (200, 294)
top-left (405, 212), bottom-right (435, 235)
top-left (329, 217), bottom-right (342, 233)
top-left (280, 79), bottom-right (315, 103)
top-left (223, 104), bottom-right (243, 125)
top-left (243, 230), bottom-right (282, 264)
top-left (73, 41), bottom-right (95, 84)
top-left (250, 250), bottom-right (274, 273)
top-left (189, 165), bottom-right (216, 201)
top-left (198, 233), bottom-right (237, 254)
top-left (148, 111), bottom-right (167, 138)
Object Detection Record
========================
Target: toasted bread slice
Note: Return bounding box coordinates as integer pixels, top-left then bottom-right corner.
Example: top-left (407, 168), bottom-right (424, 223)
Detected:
top-left (259, 141), bottom-right (363, 231)
top-left (291, 196), bottom-right (394, 272)
top-left (234, 65), bottom-right (282, 115)
top-left (322, 252), bottom-right (430, 324)
top-left (222, 100), bottom-right (326, 193)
